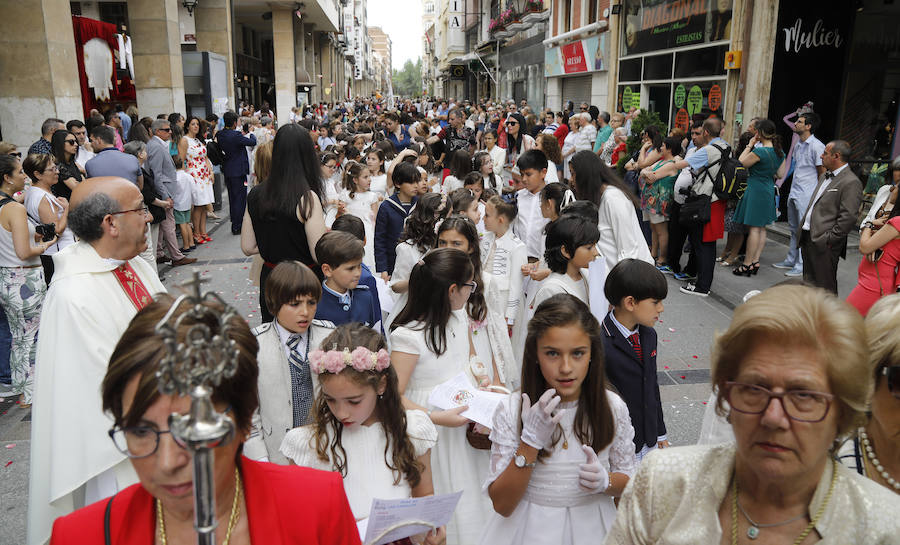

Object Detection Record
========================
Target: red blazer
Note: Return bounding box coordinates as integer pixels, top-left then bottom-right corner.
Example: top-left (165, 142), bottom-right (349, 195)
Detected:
top-left (50, 457), bottom-right (361, 545)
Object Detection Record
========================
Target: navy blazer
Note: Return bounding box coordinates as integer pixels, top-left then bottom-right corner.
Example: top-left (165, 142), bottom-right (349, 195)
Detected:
top-left (314, 284), bottom-right (380, 332)
top-left (374, 195), bottom-right (416, 274)
top-left (601, 314), bottom-right (667, 453)
top-left (216, 129), bottom-right (257, 177)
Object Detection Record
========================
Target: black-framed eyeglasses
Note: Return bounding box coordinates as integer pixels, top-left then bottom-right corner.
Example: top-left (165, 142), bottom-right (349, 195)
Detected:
top-left (882, 365), bottom-right (900, 399)
top-left (463, 280), bottom-right (477, 292)
top-left (725, 381), bottom-right (834, 422)
top-left (109, 406), bottom-right (231, 458)
top-left (64, 139), bottom-right (77, 145)
top-left (506, 121), bottom-right (518, 126)
top-left (8, 152), bottom-right (21, 158)
top-left (109, 426), bottom-right (185, 458)
top-left (110, 205), bottom-right (150, 216)
top-left (158, 128), bottom-right (172, 133)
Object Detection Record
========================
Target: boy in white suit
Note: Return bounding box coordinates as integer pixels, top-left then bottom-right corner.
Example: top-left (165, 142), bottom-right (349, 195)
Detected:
top-left (244, 261), bottom-right (334, 464)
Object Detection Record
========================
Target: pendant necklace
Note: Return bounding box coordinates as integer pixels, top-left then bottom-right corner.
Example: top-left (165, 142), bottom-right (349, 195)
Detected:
top-left (730, 459), bottom-right (837, 544)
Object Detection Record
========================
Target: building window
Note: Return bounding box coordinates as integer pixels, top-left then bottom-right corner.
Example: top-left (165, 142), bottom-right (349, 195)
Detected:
top-left (98, 2), bottom-right (128, 30)
top-left (70, 2), bottom-right (81, 16)
top-left (564, 0), bottom-right (574, 32)
top-left (589, 0), bottom-right (598, 24)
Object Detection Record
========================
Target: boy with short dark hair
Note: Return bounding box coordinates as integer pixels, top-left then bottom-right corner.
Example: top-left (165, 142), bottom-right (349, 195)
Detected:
top-left (314, 230), bottom-right (380, 330)
top-left (601, 258), bottom-right (670, 461)
top-left (331, 214), bottom-right (383, 328)
top-left (246, 261), bottom-right (335, 464)
top-left (374, 161), bottom-right (419, 280)
top-left (512, 149), bottom-right (550, 262)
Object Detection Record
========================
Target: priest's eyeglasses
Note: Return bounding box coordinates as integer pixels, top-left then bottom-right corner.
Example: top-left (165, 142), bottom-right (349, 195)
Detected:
top-left (725, 382), bottom-right (834, 423)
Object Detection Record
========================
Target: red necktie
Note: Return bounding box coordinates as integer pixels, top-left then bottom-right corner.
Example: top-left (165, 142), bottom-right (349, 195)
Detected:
top-left (111, 262), bottom-right (153, 311)
top-left (629, 332), bottom-right (642, 360)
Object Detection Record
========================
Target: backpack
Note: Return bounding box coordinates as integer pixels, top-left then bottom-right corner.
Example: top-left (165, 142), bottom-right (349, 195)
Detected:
top-left (207, 138), bottom-right (226, 166)
top-left (701, 143), bottom-right (748, 201)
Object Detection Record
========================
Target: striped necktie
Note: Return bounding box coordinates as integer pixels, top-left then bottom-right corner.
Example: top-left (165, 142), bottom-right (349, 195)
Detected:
top-left (629, 332), bottom-right (643, 361)
top-left (286, 334), bottom-right (314, 427)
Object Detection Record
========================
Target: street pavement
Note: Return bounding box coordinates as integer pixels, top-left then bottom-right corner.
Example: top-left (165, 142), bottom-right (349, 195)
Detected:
top-left (0, 208), bottom-right (865, 543)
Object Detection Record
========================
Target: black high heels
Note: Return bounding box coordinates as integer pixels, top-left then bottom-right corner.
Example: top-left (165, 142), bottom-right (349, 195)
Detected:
top-left (732, 262), bottom-right (760, 276)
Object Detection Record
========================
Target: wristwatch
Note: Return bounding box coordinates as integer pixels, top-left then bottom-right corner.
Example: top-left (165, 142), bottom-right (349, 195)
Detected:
top-left (514, 448), bottom-right (536, 469)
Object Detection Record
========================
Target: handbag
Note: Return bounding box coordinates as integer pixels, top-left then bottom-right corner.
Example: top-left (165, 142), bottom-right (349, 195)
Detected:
top-left (679, 194), bottom-right (711, 226)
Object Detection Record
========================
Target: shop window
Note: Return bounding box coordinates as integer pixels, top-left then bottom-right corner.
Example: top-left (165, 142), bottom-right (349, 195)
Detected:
top-left (643, 53), bottom-right (673, 81)
top-left (617, 84), bottom-right (642, 112)
top-left (670, 80), bottom-right (725, 133)
top-left (619, 58), bottom-right (641, 82)
top-left (648, 84), bottom-right (672, 127)
top-left (673, 45), bottom-right (727, 78)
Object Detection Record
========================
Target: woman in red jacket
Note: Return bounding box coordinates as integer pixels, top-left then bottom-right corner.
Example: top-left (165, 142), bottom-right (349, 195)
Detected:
top-left (50, 295), bottom-right (360, 545)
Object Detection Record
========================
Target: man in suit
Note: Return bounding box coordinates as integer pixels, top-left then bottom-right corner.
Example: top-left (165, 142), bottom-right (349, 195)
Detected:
top-left (145, 119), bottom-right (195, 266)
top-left (216, 111), bottom-right (257, 235)
top-left (798, 140), bottom-right (862, 294)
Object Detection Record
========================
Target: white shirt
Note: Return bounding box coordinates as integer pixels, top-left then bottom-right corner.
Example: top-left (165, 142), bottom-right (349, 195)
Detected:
top-left (273, 319), bottom-right (307, 363)
top-left (74, 146), bottom-right (95, 169)
top-left (513, 187), bottom-right (548, 259)
top-left (802, 163), bottom-right (848, 231)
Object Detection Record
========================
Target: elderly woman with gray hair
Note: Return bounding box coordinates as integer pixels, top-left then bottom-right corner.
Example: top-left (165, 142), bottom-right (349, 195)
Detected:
top-left (605, 285), bottom-right (900, 544)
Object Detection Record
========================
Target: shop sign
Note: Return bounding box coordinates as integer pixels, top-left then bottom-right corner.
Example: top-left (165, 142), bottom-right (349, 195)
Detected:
top-left (544, 34), bottom-right (608, 77)
top-left (768, 0), bottom-right (854, 144)
top-left (621, 86), bottom-right (641, 110)
top-left (623, 0), bottom-right (732, 55)
top-left (673, 84), bottom-right (685, 107)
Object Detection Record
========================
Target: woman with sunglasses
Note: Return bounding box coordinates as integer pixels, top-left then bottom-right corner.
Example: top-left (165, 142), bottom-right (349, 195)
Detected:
top-left (49, 295), bottom-right (360, 544)
top-left (836, 294), bottom-right (900, 495)
top-left (23, 153), bottom-right (75, 284)
top-left (50, 130), bottom-right (82, 201)
top-left (606, 285), bottom-right (900, 543)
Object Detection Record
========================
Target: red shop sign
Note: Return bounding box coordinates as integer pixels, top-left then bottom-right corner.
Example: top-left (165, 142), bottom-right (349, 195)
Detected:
top-left (562, 41), bottom-right (588, 74)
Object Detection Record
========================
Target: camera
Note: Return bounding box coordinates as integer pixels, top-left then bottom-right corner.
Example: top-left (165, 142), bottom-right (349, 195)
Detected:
top-left (35, 223), bottom-right (56, 242)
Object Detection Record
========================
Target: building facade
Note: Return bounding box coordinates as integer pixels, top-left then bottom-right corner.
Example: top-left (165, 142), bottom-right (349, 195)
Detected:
top-left (0, 0), bottom-right (390, 149)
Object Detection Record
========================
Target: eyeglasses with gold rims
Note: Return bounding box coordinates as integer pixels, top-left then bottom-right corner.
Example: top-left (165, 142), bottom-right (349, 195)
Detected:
top-left (725, 381), bottom-right (834, 423)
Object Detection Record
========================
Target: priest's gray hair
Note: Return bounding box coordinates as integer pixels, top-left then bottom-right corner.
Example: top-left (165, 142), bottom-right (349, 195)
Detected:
top-left (68, 192), bottom-right (120, 242)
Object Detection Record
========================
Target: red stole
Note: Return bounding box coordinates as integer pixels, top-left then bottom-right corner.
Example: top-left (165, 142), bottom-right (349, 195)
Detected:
top-left (110, 262), bottom-right (153, 311)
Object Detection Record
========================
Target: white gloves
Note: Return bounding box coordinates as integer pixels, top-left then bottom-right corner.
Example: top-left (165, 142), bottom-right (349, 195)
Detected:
top-left (578, 444), bottom-right (610, 493)
top-left (520, 389), bottom-right (563, 450)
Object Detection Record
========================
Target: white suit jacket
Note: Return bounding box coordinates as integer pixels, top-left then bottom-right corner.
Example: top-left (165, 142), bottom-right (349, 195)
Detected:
top-left (244, 320), bottom-right (334, 465)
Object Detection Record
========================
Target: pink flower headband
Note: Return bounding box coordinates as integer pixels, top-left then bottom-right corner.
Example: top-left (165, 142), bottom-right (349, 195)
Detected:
top-left (309, 346), bottom-right (391, 374)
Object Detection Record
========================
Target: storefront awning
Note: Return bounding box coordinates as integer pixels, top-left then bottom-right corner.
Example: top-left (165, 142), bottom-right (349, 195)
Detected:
top-left (447, 51), bottom-right (496, 85)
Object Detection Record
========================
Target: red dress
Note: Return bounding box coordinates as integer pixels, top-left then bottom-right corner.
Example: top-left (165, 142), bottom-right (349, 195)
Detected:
top-left (846, 216), bottom-right (900, 316)
top-left (50, 457), bottom-right (361, 545)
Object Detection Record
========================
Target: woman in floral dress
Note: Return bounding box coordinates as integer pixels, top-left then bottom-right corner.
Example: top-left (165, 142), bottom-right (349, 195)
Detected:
top-left (184, 117), bottom-right (214, 243)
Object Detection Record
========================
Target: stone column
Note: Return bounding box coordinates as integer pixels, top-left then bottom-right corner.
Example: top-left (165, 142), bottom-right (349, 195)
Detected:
top-left (741, 0), bottom-right (779, 128)
top-left (130, 0), bottom-right (186, 116)
top-left (272, 9), bottom-right (297, 124)
top-left (194, 0), bottom-right (236, 110)
top-left (0, 0), bottom-right (82, 149)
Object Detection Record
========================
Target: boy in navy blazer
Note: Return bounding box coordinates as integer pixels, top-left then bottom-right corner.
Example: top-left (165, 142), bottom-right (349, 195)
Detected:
top-left (601, 258), bottom-right (669, 461)
top-left (374, 161), bottom-right (419, 278)
top-left (314, 231), bottom-right (380, 332)
top-left (216, 111), bottom-right (257, 234)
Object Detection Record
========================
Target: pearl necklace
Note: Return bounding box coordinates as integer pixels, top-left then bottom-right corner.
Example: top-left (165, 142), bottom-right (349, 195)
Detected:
top-left (157, 467), bottom-right (242, 545)
top-left (859, 426), bottom-right (900, 492)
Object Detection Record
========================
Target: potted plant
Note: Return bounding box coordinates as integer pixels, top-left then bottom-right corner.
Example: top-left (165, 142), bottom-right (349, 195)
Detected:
top-left (522, 0), bottom-right (549, 23)
top-left (488, 17), bottom-right (504, 33)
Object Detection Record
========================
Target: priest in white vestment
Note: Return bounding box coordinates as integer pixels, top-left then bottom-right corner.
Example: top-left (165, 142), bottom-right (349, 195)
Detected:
top-left (27, 177), bottom-right (166, 545)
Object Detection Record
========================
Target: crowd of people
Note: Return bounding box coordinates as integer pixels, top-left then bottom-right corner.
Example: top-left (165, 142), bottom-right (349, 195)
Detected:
top-left (2, 94), bottom-right (898, 544)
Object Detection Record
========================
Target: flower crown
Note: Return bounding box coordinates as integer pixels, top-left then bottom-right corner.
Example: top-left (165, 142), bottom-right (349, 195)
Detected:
top-left (309, 346), bottom-right (391, 374)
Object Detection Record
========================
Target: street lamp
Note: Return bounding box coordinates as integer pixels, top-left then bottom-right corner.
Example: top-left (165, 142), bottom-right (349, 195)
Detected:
top-left (183, 0), bottom-right (198, 16)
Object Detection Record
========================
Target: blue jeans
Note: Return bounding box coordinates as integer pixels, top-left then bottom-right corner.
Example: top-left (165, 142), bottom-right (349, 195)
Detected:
top-left (0, 307), bottom-right (10, 384)
top-left (785, 196), bottom-right (806, 267)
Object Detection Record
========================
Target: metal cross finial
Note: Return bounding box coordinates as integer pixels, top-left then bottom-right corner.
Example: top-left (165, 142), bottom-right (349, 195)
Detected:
top-left (153, 271), bottom-right (242, 545)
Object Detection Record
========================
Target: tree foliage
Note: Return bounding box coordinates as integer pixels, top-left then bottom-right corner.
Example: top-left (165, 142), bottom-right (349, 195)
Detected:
top-left (392, 58), bottom-right (423, 97)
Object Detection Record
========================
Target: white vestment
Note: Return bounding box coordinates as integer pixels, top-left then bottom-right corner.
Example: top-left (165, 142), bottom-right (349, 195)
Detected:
top-left (27, 241), bottom-right (166, 545)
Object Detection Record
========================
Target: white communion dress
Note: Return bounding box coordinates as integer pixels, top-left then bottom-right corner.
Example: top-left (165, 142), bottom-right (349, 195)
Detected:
top-left (279, 409), bottom-right (437, 520)
top-left (390, 310), bottom-right (493, 545)
top-left (479, 392), bottom-right (637, 545)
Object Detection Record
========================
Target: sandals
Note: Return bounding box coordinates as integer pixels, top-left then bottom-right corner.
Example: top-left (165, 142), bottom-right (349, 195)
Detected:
top-left (732, 262), bottom-right (760, 277)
